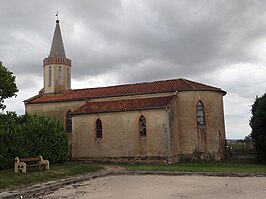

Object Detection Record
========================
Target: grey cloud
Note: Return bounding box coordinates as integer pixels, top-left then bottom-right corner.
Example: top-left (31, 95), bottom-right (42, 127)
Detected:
top-left (1, 0), bottom-right (266, 138)
top-left (64, 0), bottom-right (266, 81)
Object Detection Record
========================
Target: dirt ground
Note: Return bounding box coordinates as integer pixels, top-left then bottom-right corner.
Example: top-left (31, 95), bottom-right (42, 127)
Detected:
top-left (37, 175), bottom-right (266, 199)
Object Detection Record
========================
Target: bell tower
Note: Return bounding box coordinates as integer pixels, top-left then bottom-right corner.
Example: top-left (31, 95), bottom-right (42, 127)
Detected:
top-left (43, 19), bottom-right (71, 94)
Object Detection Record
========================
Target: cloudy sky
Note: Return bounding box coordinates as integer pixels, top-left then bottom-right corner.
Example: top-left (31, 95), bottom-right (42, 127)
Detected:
top-left (1, 0), bottom-right (266, 139)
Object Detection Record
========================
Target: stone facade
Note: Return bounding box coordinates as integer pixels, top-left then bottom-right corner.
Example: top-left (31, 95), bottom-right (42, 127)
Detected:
top-left (72, 110), bottom-right (168, 160)
top-left (24, 20), bottom-right (227, 163)
top-left (25, 88), bottom-right (226, 163)
top-left (43, 60), bottom-right (71, 94)
top-left (175, 91), bottom-right (226, 159)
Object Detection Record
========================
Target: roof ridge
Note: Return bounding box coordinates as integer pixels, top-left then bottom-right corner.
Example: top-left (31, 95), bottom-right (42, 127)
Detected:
top-left (180, 78), bottom-right (195, 89)
top-left (181, 78), bottom-right (222, 89)
top-left (70, 78), bottom-right (179, 92)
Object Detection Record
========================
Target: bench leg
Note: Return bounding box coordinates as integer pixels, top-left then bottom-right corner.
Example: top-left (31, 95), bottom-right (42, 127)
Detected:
top-left (39, 160), bottom-right (49, 170)
top-left (22, 164), bottom-right (27, 173)
top-left (14, 162), bottom-right (26, 173)
top-left (46, 161), bottom-right (49, 170)
top-left (14, 163), bottom-right (18, 173)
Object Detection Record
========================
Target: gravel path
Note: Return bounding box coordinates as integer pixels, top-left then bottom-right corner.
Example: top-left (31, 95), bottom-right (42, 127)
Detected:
top-left (37, 175), bottom-right (266, 199)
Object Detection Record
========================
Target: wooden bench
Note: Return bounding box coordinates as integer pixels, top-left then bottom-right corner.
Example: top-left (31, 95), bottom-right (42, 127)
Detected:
top-left (14, 156), bottom-right (49, 173)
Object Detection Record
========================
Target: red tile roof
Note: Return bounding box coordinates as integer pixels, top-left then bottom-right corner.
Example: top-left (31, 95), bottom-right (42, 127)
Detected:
top-left (71, 95), bottom-right (176, 115)
top-left (25, 78), bottom-right (226, 104)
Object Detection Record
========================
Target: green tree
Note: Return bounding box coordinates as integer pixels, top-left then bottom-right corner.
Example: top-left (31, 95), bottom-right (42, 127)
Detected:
top-left (0, 61), bottom-right (19, 110)
top-left (249, 93), bottom-right (266, 162)
top-left (0, 113), bottom-right (68, 169)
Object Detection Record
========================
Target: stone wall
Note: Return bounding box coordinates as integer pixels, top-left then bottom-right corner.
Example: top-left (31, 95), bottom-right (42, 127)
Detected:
top-left (25, 100), bottom-right (85, 124)
top-left (25, 90), bottom-right (226, 162)
top-left (167, 97), bottom-right (179, 162)
top-left (176, 91), bottom-right (226, 160)
top-left (71, 109), bottom-right (170, 162)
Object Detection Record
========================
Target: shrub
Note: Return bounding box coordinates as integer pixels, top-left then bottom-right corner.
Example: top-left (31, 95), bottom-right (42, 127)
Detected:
top-left (0, 113), bottom-right (68, 169)
top-left (250, 93), bottom-right (266, 163)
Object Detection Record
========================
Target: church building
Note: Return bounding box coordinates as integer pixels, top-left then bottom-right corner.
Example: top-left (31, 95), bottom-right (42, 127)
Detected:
top-left (24, 20), bottom-right (227, 163)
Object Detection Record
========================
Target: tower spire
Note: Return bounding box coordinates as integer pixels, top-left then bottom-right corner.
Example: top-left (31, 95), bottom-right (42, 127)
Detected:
top-left (49, 17), bottom-right (66, 58)
top-left (43, 17), bottom-right (71, 94)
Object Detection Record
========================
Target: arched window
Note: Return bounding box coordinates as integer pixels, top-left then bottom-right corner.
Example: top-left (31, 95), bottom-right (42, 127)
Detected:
top-left (66, 111), bottom-right (72, 132)
top-left (48, 66), bottom-right (52, 87)
top-left (96, 119), bottom-right (102, 139)
top-left (58, 66), bottom-right (62, 85)
top-left (139, 115), bottom-right (146, 136)
top-left (196, 101), bottom-right (206, 126)
top-left (67, 68), bottom-right (70, 87)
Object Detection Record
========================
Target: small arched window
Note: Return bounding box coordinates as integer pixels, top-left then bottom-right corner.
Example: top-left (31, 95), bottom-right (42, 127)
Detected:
top-left (66, 111), bottom-right (72, 132)
top-left (96, 119), bottom-right (102, 139)
top-left (48, 66), bottom-right (52, 87)
top-left (67, 68), bottom-right (70, 87)
top-left (58, 66), bottom-right (62, 85)
top-left (196, 101), bottom-right (206, 126)
top-left (139, 115), bottom-right (147, 136)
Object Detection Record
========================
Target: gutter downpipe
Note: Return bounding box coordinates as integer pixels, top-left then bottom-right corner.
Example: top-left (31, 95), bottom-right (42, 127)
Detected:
top-left (165, 107), bottom-right (172, 164)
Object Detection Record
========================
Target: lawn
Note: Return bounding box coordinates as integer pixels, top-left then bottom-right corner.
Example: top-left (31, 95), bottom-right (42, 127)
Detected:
top-left (1, 161), bottom-right (266, 192)
top-left (124, 161), bottom-right (266, 173)
top-left (0, 162), bottom-right (102, 191)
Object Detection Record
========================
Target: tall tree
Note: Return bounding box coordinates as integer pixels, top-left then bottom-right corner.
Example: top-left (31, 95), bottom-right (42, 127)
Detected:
top-left (249, 93), bottom-right (266, 162)
top-left (0, 61), bottom-right (19, 110)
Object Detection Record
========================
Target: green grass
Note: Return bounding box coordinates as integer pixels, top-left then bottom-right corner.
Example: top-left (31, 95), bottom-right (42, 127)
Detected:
top-left (1, 161), bottom-right (265, 191)
top-left (0, 162), bottom-right (102, 191)
top-left (124, 161), bottom-right (266, 173)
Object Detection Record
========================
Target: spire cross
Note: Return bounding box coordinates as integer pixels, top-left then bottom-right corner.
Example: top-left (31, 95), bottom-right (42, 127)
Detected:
top-left (56, 11), bottom-right (59, 20)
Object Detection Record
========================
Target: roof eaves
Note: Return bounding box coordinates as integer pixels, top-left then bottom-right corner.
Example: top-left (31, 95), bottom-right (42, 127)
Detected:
top-left (178, 88), bottom-right (227, 95)
top-left (70, 106), bottom-right (168, 116)
top-left (24, 94), bottom-right (43, 104)
top-left (26, 97), bottom-right (87, 104)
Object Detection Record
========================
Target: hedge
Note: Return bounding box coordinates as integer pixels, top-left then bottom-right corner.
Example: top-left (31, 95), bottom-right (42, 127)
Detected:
top-left (0, 112), bottom-right (68, 169)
